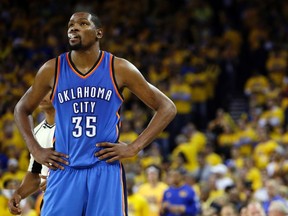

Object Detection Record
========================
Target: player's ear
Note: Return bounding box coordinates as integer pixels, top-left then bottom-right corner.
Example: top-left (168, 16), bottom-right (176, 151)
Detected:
top-left (96, 28), bottom-right (103, 39)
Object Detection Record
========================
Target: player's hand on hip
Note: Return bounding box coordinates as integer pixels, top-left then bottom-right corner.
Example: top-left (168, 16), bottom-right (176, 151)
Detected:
top-left (8, 193), bottom-right (22, 215)
top-left (33, 147), bottom-right (69, 170)
top-left (95, 141), bottom-right (136, 163)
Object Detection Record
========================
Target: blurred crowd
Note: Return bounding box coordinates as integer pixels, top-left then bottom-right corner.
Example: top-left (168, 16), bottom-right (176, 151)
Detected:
top-left (1, 0), bottom-right (288, 215)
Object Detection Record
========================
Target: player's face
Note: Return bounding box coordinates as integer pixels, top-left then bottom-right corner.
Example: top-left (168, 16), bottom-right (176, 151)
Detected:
top-left (67, 12), bottom-right (102, 51)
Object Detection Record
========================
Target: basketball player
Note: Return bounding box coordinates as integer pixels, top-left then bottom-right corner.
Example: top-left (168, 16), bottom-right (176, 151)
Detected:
top-left (14, 12), bottom-right (176, 216)
top-left (9, 92), bottom-right (55, 215)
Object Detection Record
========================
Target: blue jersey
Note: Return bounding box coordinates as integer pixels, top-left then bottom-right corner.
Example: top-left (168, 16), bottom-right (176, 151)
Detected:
top-left (51, 51), bottom-right (123, 168)
top-left (162, 184), bottom-right (201, 216)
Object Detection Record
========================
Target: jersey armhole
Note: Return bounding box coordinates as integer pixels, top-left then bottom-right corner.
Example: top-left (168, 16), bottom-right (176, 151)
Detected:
top-left (50, 56), bottom-right (60, 101)
top-left (110, 55), bottom-right (124, 101)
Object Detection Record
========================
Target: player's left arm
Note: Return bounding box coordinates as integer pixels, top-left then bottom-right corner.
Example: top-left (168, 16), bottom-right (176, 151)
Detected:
top-left (95, 57), bottom-right (177, 162)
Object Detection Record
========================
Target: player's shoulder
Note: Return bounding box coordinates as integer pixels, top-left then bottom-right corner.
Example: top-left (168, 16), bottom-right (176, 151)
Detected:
top-left (113, 55), bottom-right (128, 65)
top-left (37, 57), bottom-right (58, 75)
top-left (113, 56), bottom-right (139, 74)
top-left (40, 52), bottom-right (66, 72)
top-left (44, 57), bottom-right (58, 67)
top-left (103, 49), bottom-right (134, 69)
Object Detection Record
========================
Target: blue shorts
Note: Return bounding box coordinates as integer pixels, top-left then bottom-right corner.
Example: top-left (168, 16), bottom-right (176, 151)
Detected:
top-left (41, 161), bottom-right (128, 216)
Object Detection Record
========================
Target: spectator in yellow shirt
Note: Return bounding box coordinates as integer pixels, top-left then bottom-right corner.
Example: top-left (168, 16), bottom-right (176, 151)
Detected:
top-left (185, 64), bottom-right (209, 129)
top-left (280, 127), bottom-right (288, 146)
top-left (183, 122), bottom-right (207, 152)
top-left (266, 48), bottom-right (287, 88)
top-left (168, 74), bottom-right (193, 148)
top-left (253, 127), bottom-right (279, 169)
top-left (0, 179), bottom-right (20, 216)
top-left (171, 134), bottom-right (198, 172)
top-left (243, 157), bottom-right (262, 191)
top-left (208, 108), bottom-right (236, 141)
top-left (217, 124), bottom-right (238, 160)
top-left (258, 98), bottom-right (284, 129)
top-left (137, 165), bottom-right (168, 216)
top-left (234, 118), bottom-right (257, 156)
top-left (1, 159), bottom-right (25, 187)
top-left (244, 71), bottom-right (269, 107)
top-left (127, 173), bottom-right (149, 216)
top-left (0, 119), bottom-right (26, 153)
top-left (140, 143), bottom-right (163, 169)
top-left (228, 147), bottom-right (244, 170)
top-left (147, 64), bottom-right (169, 86)
top-left (205, 144), bottom-right (223, 166)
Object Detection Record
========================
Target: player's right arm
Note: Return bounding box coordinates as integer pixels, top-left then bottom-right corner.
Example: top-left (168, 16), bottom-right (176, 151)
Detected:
top-left (8, 172), bottom-right (41, 215)
top-left (14, 59), bottom-right (68, 169)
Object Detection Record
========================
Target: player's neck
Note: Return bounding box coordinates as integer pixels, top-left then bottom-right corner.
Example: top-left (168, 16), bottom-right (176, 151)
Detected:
top-left (70, 48), bottom-right (101, 75)
top-left (71, 47), bottom-right (101, 66)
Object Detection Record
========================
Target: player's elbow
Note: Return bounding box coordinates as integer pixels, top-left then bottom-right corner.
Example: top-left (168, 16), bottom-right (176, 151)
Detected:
top-left (165, 99), bottom-right (177, 121)
top-left (14, 100), bottom-right (31, 123)
top-left (14, 101), bottom-right (22, 121)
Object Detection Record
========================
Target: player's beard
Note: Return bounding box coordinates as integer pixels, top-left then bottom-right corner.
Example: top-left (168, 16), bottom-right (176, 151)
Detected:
top-left (69, 42), bottom-right (83, 51)
top-left (68, 40), bottom-right (96, 51)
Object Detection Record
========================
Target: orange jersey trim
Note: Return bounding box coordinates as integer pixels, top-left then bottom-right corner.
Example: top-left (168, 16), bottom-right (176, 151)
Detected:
top-left (110, 54), bottom-right (123, 141)
top-left (109, 54), bottom-right (124, 102)
top-left (66, 52), bottom-right (104, 79)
